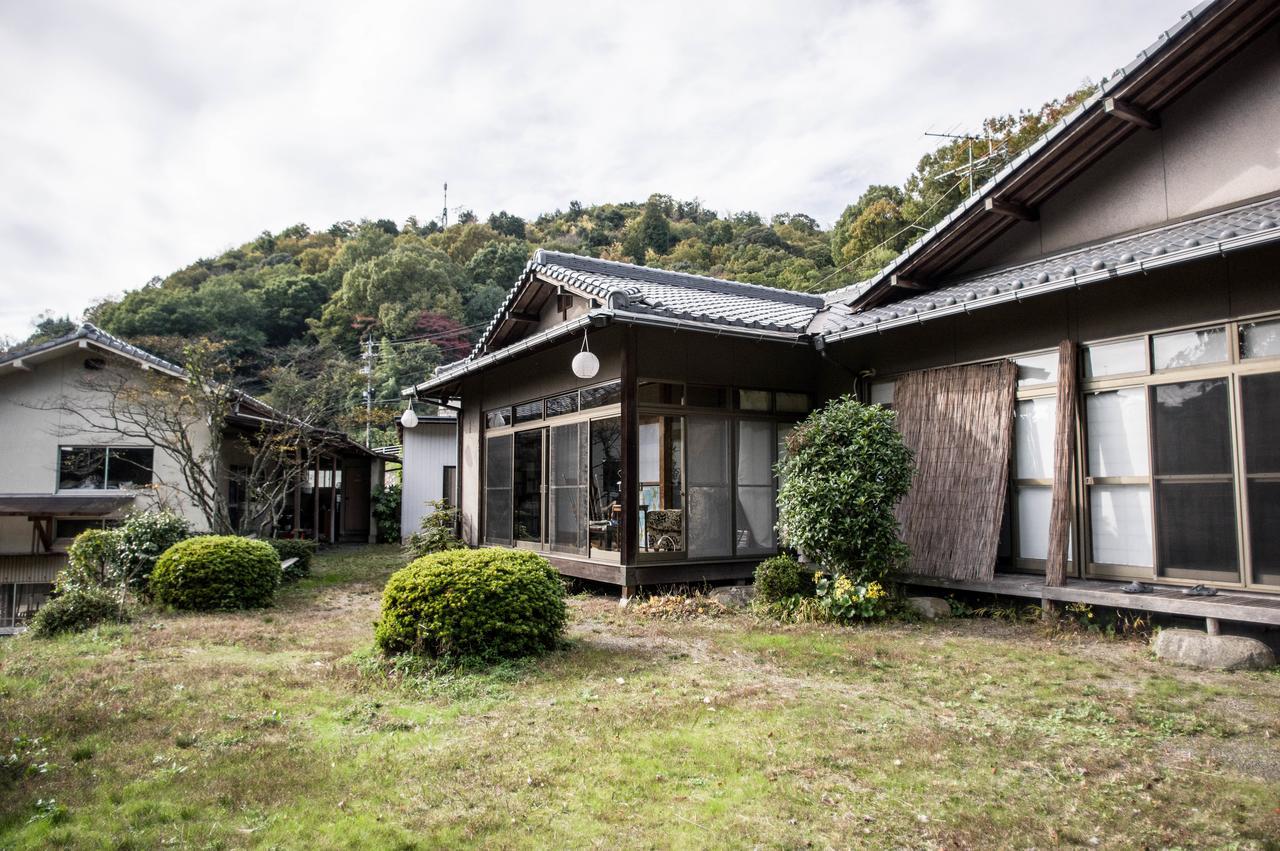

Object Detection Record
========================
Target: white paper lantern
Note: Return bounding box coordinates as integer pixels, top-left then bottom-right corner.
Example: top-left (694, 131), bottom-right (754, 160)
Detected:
top-left (400, 406), bottom-right (419, 429)
top-left (571, 350), bottom-right (599, 379)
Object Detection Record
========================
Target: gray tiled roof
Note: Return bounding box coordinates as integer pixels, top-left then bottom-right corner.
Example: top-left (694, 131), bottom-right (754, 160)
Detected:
top-left (0, 322), bottom-right (186, 374)
top-left (471, 249), bottom-right (823, 356)
top-left (811, 195), bottom-right (1280, 337)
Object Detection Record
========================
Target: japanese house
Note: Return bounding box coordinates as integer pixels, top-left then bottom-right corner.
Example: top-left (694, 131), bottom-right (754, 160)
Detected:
top-left (0, 324), bottom-right (391, 631)
top-left (407, 0), bottom-right (1280, 626)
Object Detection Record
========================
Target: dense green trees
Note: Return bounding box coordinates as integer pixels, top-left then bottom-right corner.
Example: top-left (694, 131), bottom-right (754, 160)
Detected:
top-left (8, 86), bottom-right (1091, 445)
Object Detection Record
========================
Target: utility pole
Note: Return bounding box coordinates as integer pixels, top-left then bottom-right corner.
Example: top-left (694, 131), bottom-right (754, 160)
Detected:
top-left (362, 334), bottom-right (374, 447)
top-left (442, 182), bottom-right (448, 229)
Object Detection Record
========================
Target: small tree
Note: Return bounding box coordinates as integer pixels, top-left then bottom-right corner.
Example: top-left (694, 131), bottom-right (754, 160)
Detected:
top-left (776, 396), bottom-right (915, 583)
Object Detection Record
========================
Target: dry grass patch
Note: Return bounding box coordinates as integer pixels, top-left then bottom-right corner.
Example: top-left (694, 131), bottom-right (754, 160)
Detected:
top-left (2, 545), bottom-right (1278, 848)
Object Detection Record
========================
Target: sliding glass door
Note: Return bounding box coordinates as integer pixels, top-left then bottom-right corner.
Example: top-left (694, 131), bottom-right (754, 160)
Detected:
top-left (513, 430), bottom-right (545, 545)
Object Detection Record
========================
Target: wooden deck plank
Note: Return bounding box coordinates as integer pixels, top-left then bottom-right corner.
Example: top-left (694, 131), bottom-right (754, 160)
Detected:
top-left (901, 573), bottom-right (1280, 626)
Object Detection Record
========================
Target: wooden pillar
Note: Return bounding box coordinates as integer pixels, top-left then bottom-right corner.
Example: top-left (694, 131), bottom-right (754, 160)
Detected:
top-left (620, 325), bottom-right (638, 567)
top-left (330, 453), bottom-right (339, 544)
top-left (1045, 339), bottom-right (1078, 588)
top-left (312, 454), bottom-right (321, 543)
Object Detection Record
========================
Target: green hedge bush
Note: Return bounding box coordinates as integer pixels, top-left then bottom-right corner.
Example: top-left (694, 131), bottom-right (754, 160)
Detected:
top-left (29, 588), bottom-right (129, 637)
top-left (776, 395), bottom-right (915, 584)
top-left (150, 536), bottom-right (281, 610)
top-left (753, 555), bottom-right (813, 603)
top-left (116, 510), bottom-right (192, 593)
top-left (266, 538), bottom-right (317, 581)
top-left (374, 548), bottom-right (566, 661)
top-left (57, 528), bottom-right (124, 594)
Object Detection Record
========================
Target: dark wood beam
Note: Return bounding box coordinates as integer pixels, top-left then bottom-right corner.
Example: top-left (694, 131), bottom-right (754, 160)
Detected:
top-left (890, 274), bottom-right (928, 291)
top-left (556, 292), bottom-right (574, 312)
top-left (1103, 97), bottom-right (1160, 130)
top-left (507, 310), bottom-right (539, 324)
top-left (983, 197), bottom-right (1039, 222)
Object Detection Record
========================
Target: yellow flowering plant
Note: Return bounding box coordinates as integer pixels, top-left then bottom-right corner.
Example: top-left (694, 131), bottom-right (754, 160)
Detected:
top-left (814, 573), bottom-right (890, 621)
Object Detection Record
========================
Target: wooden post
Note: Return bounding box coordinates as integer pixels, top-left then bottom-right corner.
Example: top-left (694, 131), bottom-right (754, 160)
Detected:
top-left (620, 325), bottom-right (638, 566)
top-left (312, 454), bottom-right (321, 543)
top-left (1045, 339), bottom-right (1078, 588)
top-left (1206, 617), bottom-right (1221, 636)
top-left (330, 453), bottom-right (339, 544)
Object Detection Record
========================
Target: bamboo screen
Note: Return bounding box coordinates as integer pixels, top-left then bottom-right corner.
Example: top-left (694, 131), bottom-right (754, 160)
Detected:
top-left (891, 361), bottom-right (1016, 581)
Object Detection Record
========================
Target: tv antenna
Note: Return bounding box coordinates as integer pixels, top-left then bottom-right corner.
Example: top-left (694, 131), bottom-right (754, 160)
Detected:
top-left (923, 131), bottom-right (1008, 196)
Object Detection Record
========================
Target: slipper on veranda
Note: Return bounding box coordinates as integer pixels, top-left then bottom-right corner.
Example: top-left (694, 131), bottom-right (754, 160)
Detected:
top-left (1182, 584), bottom-right (1218, 597)
top-left (1121, 581), bottom-right (1153, 594)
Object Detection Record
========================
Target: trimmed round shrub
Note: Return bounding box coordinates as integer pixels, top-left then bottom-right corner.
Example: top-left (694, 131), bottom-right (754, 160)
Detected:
top-left (267, 538), bottom-right (317, 581)
top-left (374, 548), bottom-right (566, 660)
top-left (753, 555), bottom-right (813, 603)
top-left (777, 395), bottom-right (915, 583)
top-left (57, 528), bottom-right (124, 594)
top-left (150, 536), bottom-right (281, 610)
top-left (29, 587), bottom-right (128, 637)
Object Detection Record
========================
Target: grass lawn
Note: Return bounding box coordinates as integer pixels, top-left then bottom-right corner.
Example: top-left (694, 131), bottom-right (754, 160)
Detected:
top-left (2, 545), bottom-right (1278, 849)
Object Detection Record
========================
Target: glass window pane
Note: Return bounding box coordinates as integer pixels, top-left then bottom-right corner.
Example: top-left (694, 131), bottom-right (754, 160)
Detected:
top-left (1089, 484), bottom-right (1153, 567)
top-left (687, 416), bottom-right (731, 558)
top-left (686, 385), bottom-right (727, 408)
top-left (1085, 389), bottom-right (1149, 477)
top-left (484, 435), bottom-right (512, 544)
top-left (736, 420), bottom-right (774, 486)
top-left (59, 447), bottom-right (106, 490)
top-left (1152, 379), bottom-right (1231, 475)
top-left (735, 389), bottom-right (771, 412)
top-left (869, 381), bottom-right (895, 406)
top-left (775, 392), bottom-right (810, 414)
top-left (1014, 398), bottom-right (1056, 480)
top-left (1015, 351), bottom-right (1058, 388)
top-left (1240, 318), bottom-right (1280, 360)
top-left (1084, 338), bottom-right (1146, 378)
top-left (1242, 372), bottom-right (1280, 473)
top-left (549, 423), bottom-right (586, 554)
top-left (1152, 326), bottom-right (1227, 370)
top-left (1156, 482), bottom-right (1238, 582)
top-left (1248, 480), bottom-right (1280, 586)
top-left (637, 415), bottom-right (681, 553)
top-left (106, 448), bottom-right (153, 489)
top-left (485, 408), bottom-right (511, 428)
top-left (638, 381), bottom-right (683, 405)
top-left (590, 417), bottom-right (623, 553)
top-left (545, 392), bottom-right (579, 418)
top-left (513, 430), bottom-right (543, 543)
top-left (513, 401), bottom-right (543, 424)
top-left (735, 488), bottom-right (775, 554)
top-left (580, 381), bottom-right (621, 410)
top-left (1016, 485), bottom-right (1052, 560)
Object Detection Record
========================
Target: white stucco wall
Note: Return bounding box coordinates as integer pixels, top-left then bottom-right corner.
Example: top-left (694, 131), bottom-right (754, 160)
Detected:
top-left (0, 349), bottom-right (214, 552)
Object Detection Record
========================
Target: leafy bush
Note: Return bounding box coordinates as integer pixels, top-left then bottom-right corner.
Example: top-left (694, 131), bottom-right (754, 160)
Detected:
top-left (776, 396), bottom-right (915, 584)
top-left (814, 574), bottom-right (890, 621)
top-left (753, 555), bottom-right (813, 603)
top-left (28, 587), bottom-right (129, 637)
top-left (374, 548), bottom-right (566, 661)
top-left (266, 538), bottom-right (317, 581)
top-left (404, 500), bottom-right (465, 559)
top-left (372, 483), bottom-right (402, 543)
top-left (116, 510), bottom-right (193, 593)
top-left (57, 528), bottom-right (124, 594)
top-left (150, 536), bottom-right (281, 610)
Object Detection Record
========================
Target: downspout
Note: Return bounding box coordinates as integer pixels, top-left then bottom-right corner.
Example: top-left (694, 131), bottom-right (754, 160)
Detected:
top-left (811, 335), bottom-right (867, 401)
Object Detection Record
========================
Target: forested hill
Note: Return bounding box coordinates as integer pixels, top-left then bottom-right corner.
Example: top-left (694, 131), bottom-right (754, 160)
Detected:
top-left (14, 84), bottom-right (1092, 444)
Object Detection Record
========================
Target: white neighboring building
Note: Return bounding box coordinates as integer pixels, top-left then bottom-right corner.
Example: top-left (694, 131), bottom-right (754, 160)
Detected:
top-left (399, 411), bottom-right (458, 540)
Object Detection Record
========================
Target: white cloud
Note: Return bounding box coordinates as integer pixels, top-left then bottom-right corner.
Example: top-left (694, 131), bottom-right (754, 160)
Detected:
top-left (0, 0), bottom-right (1178, 339)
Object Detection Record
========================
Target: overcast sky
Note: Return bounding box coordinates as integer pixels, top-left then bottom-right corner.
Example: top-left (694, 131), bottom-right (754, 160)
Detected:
top-left (0, 0), bottom-right (1180, 340)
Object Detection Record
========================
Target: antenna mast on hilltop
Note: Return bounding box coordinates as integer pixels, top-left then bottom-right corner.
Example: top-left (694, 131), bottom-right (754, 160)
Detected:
top-left (442, 182), bottom-right (448, 229)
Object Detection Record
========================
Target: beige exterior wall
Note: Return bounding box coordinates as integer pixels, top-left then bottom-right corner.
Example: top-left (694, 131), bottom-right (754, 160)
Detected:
top-left (0, 350), bottom-right (215, 553)
top-left (955, 22), bottom-right (1280, 276)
